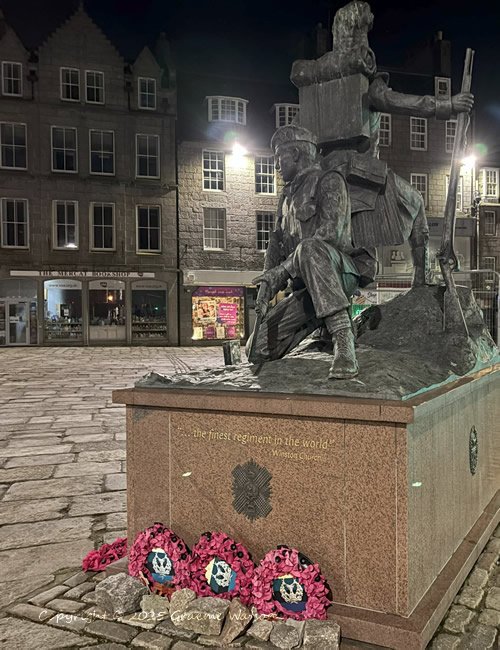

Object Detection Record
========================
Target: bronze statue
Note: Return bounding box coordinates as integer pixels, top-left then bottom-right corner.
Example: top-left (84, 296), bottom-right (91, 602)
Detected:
top-left (247, 125), bottom-right (376, 379)
top-left (291, 0), bottom-right (474, 287)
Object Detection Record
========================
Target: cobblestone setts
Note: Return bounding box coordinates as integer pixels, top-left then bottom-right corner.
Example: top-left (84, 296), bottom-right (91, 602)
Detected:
top-left (0, 348), bottom-right (499, 649)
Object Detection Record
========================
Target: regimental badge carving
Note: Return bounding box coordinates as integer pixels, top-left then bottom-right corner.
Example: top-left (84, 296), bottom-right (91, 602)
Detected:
top-left (232, 459), bottom-right (272, 522)
top-left (469, 425), bottom-right (478, 475)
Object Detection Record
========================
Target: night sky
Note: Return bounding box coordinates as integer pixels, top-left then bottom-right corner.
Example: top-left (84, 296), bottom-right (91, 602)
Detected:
top-left (2, 0), bottom-right (500, 155)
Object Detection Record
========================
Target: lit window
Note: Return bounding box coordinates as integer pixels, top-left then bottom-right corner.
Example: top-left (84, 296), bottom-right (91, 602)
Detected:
top-left (90, 203), bottom-right (115, 250)
top-left (479, 168), bottom-right (500, 201)
top-left (445, 120), bottom-right (457, 153)
top-left (255, 156), bottom-right (275, 194)
top-left (51, 126), bottom-right (78, 173)
top-left (484, 211), bottom-right (496, 236)
top-left (136, 134), bottom-right (159, 178)
top-left (435, 77), bottom-right (451, 98)
top-left (85, 71), bottom-right (104, 104)
top-left (136, 205), bottom-right (161, 252)
top-left (203, 207), bottom-right (226, 250)
top-left (379, 113), bottom-right (391, 147)
top-left (410, 117), bottom-right (427, 151)
top-left (1, 198), bottom-right (28, 248)
top-left (90, 130), bottom-right (114, 175)
top-left (203, 150), bottom-right (224, 191)
top-left (60, 67), bottom-right (80, 101)
top-left (0, 122), bottom-right (27, 169)
top-left (446, 175), bottom-right (464, 212)
top-left (53, 201), bottom-right (78, 249)
top-left (138, 77), bottom-right (156, 110)
top-left (208, 96), bottom-right (247, 125)
top-left (410, 173), bottom-right (428, 208)
top-left (275, 104), bottom-right (299, 128)
top-left (1, 62), bottom-right (22, 96)
top-left (256, 212), bottom-right (275, 251)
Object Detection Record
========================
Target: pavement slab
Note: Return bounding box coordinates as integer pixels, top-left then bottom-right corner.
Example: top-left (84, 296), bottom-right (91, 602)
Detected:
top-left (0, 616), bottom-right (96, 648)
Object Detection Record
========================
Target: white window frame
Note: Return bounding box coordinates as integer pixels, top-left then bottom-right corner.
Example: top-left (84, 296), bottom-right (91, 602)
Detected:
top-left (89, 129), bottom-right (115, 175)
top-left (445, 120), bottom-right (457, 153)
top-left (136, 205), bottom-right (161, 253)
top-left (410, 117), bottom-right (427, 151)
top-left (135, 134), bottom-right (160, 179)
top-left (60, 67), bottom-right (80, 102)
top-left (1, 197), bottom-right (29, 249)
top-left (138, 77), bottom-right (156, 110)
top-left (52, 200), bottom-right (79, 250)
top-left (90, 202), bottom-right (115, 251)
top-left (255, 155), bottom-right (276, 194)
top-left (446, 175), bottom-right (464, 212)
top-left (480, 168), bottom-right (500, 202)
top-left (482, 256), bottom-right (496, 281)
top-left (274, 103), bottom-right (299, 128)
top-left (202, 150), bottom-right (225, 191)
top-left (207, 96), bottom-right (247, 125)
top-left (410, 173), bottom-right (428, 208)
top-left (1, 61), bottom-right (23, 97)
top-left (256, 212), bottom-right (275, 252)
top-left (203, 207), bottom-right (226, 251)
top-left (484, 211), bottom-right (496, 237)
top-left (85, 70), bottom-right (105, 104)
top-left (379, 113), bottom-right (392, 147)
top-left (0, 122), bottom-right (27, 170)
top-left (435, 77), bottom-right (451, 98)
top-left (51, 126), bottom-right (78, 173)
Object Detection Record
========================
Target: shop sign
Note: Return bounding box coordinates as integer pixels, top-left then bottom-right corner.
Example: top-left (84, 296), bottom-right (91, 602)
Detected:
top-left (193, 286), bottom-right (245, 298)
top-left (89, 279), bottom-right (126, 290)
top-left (428, 218), bottom-right (475, 238)
top-left (11, 270), bottom-right (155, 278)
top-left (132, 280), bottom-right (166, 290)
top-left (44, 279), bottom-right (82, 289)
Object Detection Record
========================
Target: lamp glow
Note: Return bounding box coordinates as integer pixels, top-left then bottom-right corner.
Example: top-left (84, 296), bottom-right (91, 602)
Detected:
top-left (232, 142), bottom-right (247, 157)
top-left (461, 155), bottom-right (476, 171)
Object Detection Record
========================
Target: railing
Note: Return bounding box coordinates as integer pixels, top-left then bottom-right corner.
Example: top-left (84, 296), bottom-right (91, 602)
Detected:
top-left (352, 270), bottom-right (500, 344)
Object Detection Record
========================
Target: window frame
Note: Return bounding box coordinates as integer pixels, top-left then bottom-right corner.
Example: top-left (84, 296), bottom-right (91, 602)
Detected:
top-left (482, 256), bottom-right (496, 281)
top-left (136, 204), bottom-right (161, 254)
top-left (410, 173), bottom-right (428, 208)
top-left (52, 200), bottom-right (79, 250)
top-left (60, 67), bottom-right (80, 102)
top-left (1, 61), bottom-right (23, 97)
top-left (207, 96), bottom-right (247, 125)
top-left (484, 210), bottom-right (496, 237)
top-left (203, 207), bottom-right (226, 251)
top-left (138, 77), bottom-right (157, 110)
top-left (85, 70), bottom-right (105, 105)
top-left (255, 155), bottom-right (276, 195)
top-left (445, 175), bottom-right (464, 212)
top-left (135, 133), bottom-right (160, 179)
top-left (89, 202), bottom-right (116, 251)
top-left (379, 113), bottom-right (392, 147)
top-left (202, 150), bottom-right (225, 192)
top-left (51, 126), bottom-right (78, 174)
top-left (256, 211), bottom-right (275, 252)
top-left (89, 129), bottom-right (115, 176)
top-left (410, 117), bottom-right (428, 151)
top-left (0, 121), bottom-right (27, 170)
top-left (0, 197), bottom-right (29, 249)
top-left (481, 168), bottom-right (500, 201)
top-left (274, 103), bottom-right (299, 128)
top-left (435, 77), bottom-right (451, 98)
top-left (445, 119), bottom-right (457, 154)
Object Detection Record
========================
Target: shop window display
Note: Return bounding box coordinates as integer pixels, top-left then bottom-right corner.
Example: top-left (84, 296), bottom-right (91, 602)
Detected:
top-left (89, 280), bottom-right (126, 342)
top-left (132, 281), bottom-right (167, 341)
top-left (44, 279), bottom-right (82, 341)
top-left (192, 287), bottom-right (244, 341)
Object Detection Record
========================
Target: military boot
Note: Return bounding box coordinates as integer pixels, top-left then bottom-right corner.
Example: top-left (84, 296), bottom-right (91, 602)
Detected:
top-left (328, 327), bottom-right (358, 379)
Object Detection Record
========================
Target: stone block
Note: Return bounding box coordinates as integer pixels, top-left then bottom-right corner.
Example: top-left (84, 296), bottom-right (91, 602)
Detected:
top-left (155, 617), bottom-right (197, 640)
top-left (131, 631), bottom-right (173, 648)
top-left (140, 594), bottom-right (170, 619)
top-left (47, 598), bottom-right (87, 614)
top-left (479, 608), bottom-right (500, 626)
top-left (65, 571), bottom-right (92, 587)
top-left (442, 605), bottom-right (476, 634)
top-left (302, 619), bottom-right (340, 649)
top-left (218, 598), bottom-right (252, 644)
top-left (95, 573), bottom-right (148, 617)
top-left (269, 622), bottom-right (300, 649)
top-left (169, 588), bottom-right (196, 627)
top-left (460, 623), bottom-right (497, 649)
top-left (66, 582), bottom-right (96, 599)
top-left (429, 634), bottom-right (461, 649)
top-left (7, 602), bottom-right (55, 622)
top-left (29, 585), bottom-right (70, 606)
top-left (179, 597), bottom-right (230, 636)
top-left (85, 619), bottom-right (139, 644)
top-left (47, 613), bottom-right (89, 633)
top-left (485, 586), bottom-right (500, 611)
top-left (456, 585), bottom-right (484, 609)
top-left (466, 567), bottom-right (489, 588)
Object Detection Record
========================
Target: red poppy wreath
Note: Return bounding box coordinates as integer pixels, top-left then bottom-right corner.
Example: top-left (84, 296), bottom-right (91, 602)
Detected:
top-left (128, 523), bottom-right (191, 597)
top-left (82, 537), bottom-right (128, 572)
top-left (188, 531), bottom-right (255, 605)
top-left (251, 546), bottom-right (331, 620)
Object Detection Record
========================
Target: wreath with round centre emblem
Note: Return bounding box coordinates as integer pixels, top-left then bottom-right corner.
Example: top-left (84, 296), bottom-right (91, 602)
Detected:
top-left (128, 523), bottom-right (191, 597)
top-left (250, 546), bottom-right (331, 620)
top-left (187, 531), bottom-right (255, 605)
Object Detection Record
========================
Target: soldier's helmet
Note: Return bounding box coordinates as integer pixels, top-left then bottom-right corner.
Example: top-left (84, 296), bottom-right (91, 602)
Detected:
top-left (271, 125), bottom-right (317, 154)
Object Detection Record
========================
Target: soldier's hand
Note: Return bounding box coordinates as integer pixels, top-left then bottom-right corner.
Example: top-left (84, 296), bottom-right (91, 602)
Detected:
top-left (252, 272), bottom-right (273, 318)
top-left (452, 92), bottom-right (474, 114)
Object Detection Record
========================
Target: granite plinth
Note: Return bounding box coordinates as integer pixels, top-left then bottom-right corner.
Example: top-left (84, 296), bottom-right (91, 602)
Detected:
top-left (113, 363), bottom-right (500, 649)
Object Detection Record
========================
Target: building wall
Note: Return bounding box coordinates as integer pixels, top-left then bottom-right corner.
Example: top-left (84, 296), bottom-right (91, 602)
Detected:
top-left (0, 7), bottom-right (178, 346)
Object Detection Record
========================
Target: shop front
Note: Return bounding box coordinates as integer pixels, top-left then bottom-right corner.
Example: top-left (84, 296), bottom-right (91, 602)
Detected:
top-left (1, 271), bottom-right (173, 347)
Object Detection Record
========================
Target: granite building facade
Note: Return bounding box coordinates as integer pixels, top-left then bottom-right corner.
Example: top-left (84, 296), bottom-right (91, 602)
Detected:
top-left (0, 6), bottom-right (177, 346)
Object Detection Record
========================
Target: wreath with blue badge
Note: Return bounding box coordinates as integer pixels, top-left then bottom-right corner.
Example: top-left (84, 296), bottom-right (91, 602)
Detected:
top-left (188, 531), bottom-right (255, 605)
top-left (128, 523), bottom-right (191, 597)
top-left (251, 546), bottom-right (331, 620)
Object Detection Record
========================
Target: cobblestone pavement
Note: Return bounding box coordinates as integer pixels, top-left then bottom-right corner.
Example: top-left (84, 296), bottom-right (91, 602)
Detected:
top-left (0, 347), bottom-right (498, 649)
